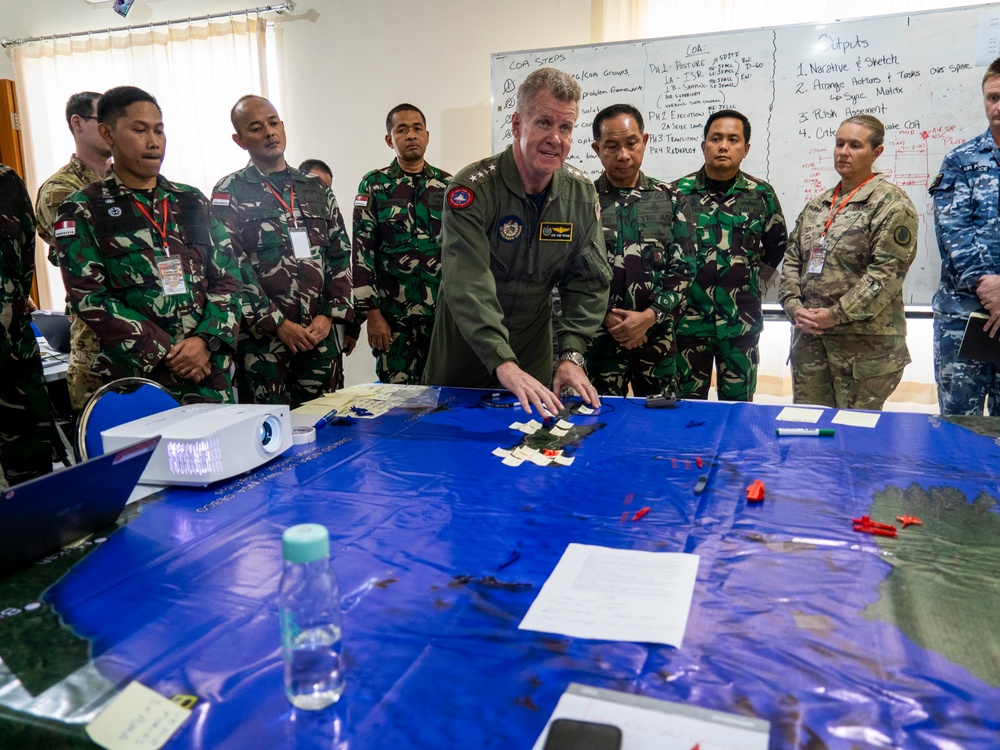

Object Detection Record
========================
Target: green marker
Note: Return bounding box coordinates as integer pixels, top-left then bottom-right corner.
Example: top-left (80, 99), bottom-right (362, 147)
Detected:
top-left (775, 428), bottom-right (835, 436)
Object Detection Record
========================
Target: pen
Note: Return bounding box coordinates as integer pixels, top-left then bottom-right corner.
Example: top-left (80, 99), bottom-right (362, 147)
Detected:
top-left (775, 428), bottom-right (834, 437)
top-left (314, 408), bottom-right (339, 428)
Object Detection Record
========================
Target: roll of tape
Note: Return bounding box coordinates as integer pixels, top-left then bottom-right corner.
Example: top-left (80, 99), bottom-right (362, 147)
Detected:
top-left (292, 425), bottom-right (317, 445)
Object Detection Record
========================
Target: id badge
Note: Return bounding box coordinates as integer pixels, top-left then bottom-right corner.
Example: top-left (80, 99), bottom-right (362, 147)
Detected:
top-left (289, 227), bottom-right (312, 260)
top-left (157, 256), bottom-right (188, 296)
top-left (807, 239), bottom-right (826, 275)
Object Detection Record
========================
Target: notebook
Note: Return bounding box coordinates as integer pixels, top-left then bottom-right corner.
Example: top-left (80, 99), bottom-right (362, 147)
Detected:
top-left (0, 437), bottom-right (160, 578)
top-left (958, 312), bottom-right (1000, 366)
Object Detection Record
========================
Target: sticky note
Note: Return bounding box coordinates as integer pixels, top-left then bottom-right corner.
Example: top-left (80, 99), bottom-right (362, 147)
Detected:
top-left (529, 454), bottom-right (552, 466)
top-left (578, 406), bottom-right (595, 415)
top-left (775, 406), bottom-right (824, 424)
top-left (509, 421), bottom-right (524, 430)
top-left (556, 419), bottom-right (574, 430)
top-left (86, 681), bottom-right (191, 750)
top-left (492, 447), bottom-right (511, 458)
top-left (502, 456), bottom-right (524, 467)
top-left (550, 427), bottom-right (568, 437)
top-left (553, 455), bottom-right (575, 466)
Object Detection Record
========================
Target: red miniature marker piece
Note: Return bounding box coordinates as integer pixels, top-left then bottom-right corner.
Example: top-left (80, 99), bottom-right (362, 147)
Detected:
top-left (696, 457), bottom-right (703, 469)
top-left (632, 507), bottom-right (651, 522)
top-left (896, 515), bottom-right (922, 528)
top-left (745, 479), bottom-right (765, 502)
top-left (542, 449), bottom-right (558, 457)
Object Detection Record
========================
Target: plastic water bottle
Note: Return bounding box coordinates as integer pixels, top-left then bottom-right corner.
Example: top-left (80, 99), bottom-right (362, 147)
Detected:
top-left (279, 523), bottom-right (345, 710)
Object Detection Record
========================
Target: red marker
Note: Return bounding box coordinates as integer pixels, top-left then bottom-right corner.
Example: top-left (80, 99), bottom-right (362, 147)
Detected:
top-left (632, 507), bottom-right (651, 522)
top-left (696, 457), bottom-right (703, 468)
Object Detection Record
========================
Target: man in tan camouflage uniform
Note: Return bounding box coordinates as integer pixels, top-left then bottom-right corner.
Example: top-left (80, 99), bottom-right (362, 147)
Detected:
top-left (213, 96), bottom-right (352, 407)
top-left (779, 115), bottom-right (917, 410)
top-left (674, 109), bottom-right (787, 401)
top-left (1, 164), bottom-right (53, 487)
top-left (36, 91), bottom-right (112, 411)
top-left (352, 104), bottom-right (451, 384)
top-left (57, 86), bottom-right (242, 404)
top-left (586, 104), bottom-right (695, 397)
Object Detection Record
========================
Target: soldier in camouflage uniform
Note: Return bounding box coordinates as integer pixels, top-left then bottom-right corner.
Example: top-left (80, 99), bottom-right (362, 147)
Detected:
top-left (779, 116), bottom-right (917, 410)
top-left (674, 109), bottom-right (787, 401)
top-left (353, 104), bottom-right (451, 384)
top-left (1, 164), bottom-right (54, 486)
top-left (213, 96), bottom-right (352, 407)
top-left (585, 104), bottom-right (695, 397)
top-left (930, 57), bottom-right (1000, 416)
top-left (36, 91), bottom-right (112, 411)
top-left (57, 86), bottom-right (241, 405)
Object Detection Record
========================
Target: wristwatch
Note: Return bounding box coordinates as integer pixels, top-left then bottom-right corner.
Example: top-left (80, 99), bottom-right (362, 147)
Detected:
top-left (651, 306), bottom-right (667, 326)
top-left (558, 349), bottom-right (586, 371)
top-left (199, 334), bottom-right (223, 353)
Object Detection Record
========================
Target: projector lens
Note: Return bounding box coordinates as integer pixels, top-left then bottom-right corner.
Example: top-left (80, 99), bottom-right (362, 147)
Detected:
top-left (259, 416), bottom-right (282, 453)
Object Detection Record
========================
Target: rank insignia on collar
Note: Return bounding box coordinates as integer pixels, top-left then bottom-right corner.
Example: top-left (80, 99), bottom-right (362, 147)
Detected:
top-left (212, 193), bottom-right (231, 207)
top-left (498, 215), bottom-right (523, 242)
top-left (354, 194), bottom-right (370, 208)
top-left (539, 222), bottom-right (573, 241)
top-left (447, 186), bottom-right (475, 209)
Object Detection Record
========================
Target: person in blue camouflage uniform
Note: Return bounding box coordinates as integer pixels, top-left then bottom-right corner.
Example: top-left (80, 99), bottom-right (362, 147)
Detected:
top-left (213, 96), bottom-right (352, 408)
top-left (57, 86), bottom-right (242, 405)
top-left (0, 164), bottom-right (53, 488)
top-left (585, 104), bottom-right (695, 397)
top-left (674, 109), bottom-right (787, 401)
top-left (352, 104), bottom-right (451, 384)
top-left (930, 57), bottom-right (1000, 416)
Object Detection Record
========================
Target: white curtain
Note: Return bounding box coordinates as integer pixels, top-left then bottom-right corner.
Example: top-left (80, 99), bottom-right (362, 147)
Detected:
top-left (13, 16), bottom-right (269, 309)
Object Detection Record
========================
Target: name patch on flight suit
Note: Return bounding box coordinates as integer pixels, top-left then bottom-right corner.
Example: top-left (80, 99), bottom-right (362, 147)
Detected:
top-left (539, 222), bottom-right (573, 241)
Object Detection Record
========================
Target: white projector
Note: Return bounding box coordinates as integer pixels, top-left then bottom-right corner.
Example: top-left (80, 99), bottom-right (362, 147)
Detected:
top-left (101, 404), bottom-right (293, 486)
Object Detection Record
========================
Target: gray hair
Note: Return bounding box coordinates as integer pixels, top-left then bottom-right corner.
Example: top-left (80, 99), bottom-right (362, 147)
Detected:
top-left (515, 67), bottom-right (581, 116)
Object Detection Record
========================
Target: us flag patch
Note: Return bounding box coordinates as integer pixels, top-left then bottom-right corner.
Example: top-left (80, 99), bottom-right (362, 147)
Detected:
top-left (212, 193), bottom-right (231, 206)
top-left (354, 195), bottom-right (370, 207)
top-left (54, 219), bottom-right (76, 238)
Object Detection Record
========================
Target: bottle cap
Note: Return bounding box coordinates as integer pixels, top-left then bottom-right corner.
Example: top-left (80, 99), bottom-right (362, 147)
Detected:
top-left (282, 523), bottom-right (330, 563)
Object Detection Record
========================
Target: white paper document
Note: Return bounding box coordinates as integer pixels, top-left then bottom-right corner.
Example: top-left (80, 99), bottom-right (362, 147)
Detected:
top-left (831, 410), bottom-right (880, 428)
top-left (532, 683), bottom-right (770, 750)
top-left (518, 543), bottom-right (699, 647)
top-left (775, 406), bottom-right (824, 423)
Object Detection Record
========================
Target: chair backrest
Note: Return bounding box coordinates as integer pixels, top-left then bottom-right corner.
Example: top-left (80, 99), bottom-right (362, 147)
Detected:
top-left (77, 378), bottom-right (180, 460)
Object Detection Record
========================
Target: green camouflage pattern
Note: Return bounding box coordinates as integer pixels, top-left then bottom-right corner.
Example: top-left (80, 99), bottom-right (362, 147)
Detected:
top-left (56, 172), bottom-right (242, 404)
top-left (36, 156), bottom-right (107, 411)
top-left (779, 174), bottom-right (918, 336)
top-left (675, 332), bottom-right (759, 401)
top-left (585, 171), bottom-right (695, 396)
top-left (790, 332), bottom-right (907, 410)
top-left (352, 159), bottom-right (451, 383)
top-left (673, 167), bottom-right (787, 338)
top-left (211, 165), bottom-right (352, 404)
top-left (0, 164), bottom-right (53, 485)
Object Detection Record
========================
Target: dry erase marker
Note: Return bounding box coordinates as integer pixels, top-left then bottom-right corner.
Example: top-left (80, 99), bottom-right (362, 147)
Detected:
top-left (775, 428), bottom-right (834, 437)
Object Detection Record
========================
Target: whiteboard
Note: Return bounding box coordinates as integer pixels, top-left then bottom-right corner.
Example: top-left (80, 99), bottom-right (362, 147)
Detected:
top-left (491, 4), bottom-right (1000, 306)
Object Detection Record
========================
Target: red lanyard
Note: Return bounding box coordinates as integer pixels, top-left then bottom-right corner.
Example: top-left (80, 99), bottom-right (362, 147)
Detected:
top-left (823, 174), bottom-right (875, 237)
top-left (132, 194), bottom-right (171, 254)
top-left (264, 181), bottom-right (298, 228)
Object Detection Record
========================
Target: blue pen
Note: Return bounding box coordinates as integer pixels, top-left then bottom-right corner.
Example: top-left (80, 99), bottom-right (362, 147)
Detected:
top-left (314, 408), bottom-right (338, 428)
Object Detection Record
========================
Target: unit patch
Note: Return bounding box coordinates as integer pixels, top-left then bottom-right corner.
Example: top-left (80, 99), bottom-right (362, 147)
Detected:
top-left (54, 219), bottom-right (76, 238)
top-left (212, 193), bottom-right (231, 207)
top-left (539, 222), bottom-right (573, 241)
top-left (447, 186), bottom-right (475, 209)
top-left (893, 225), bottom-right (911, 245)
top-left (498, 215), bottom-right (523, 242)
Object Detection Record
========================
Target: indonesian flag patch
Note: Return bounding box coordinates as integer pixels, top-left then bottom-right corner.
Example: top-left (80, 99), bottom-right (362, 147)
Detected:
top-left (212, 193), bottom-right (231, 206)
top-left (54, 219), bottom-right (76, 238)
top-left (354, 194), bottom-right (370, 208)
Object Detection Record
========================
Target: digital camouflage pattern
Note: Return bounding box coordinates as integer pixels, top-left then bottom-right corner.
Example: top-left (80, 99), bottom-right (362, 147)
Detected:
top-left (673, 167), bottom-right (787, 400)
top-left (211, 165), bottom-right (352, 406)
top-left (0, 164), bottom-right (53, 486)
top-left (36, 154), bottom-right (106, 411)
top-left (352, 159), bottom-right (451, 383)
top-left (57, 172), bottom-right (242, 404)
top-left (585, 172), bottom-right (695, 397)
top-left (779, 173), bottom-right (918, 410)
top-left (929, 129), bottom-right (1000, 415)
top-left (424, 147), bottom-right (610, 388)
